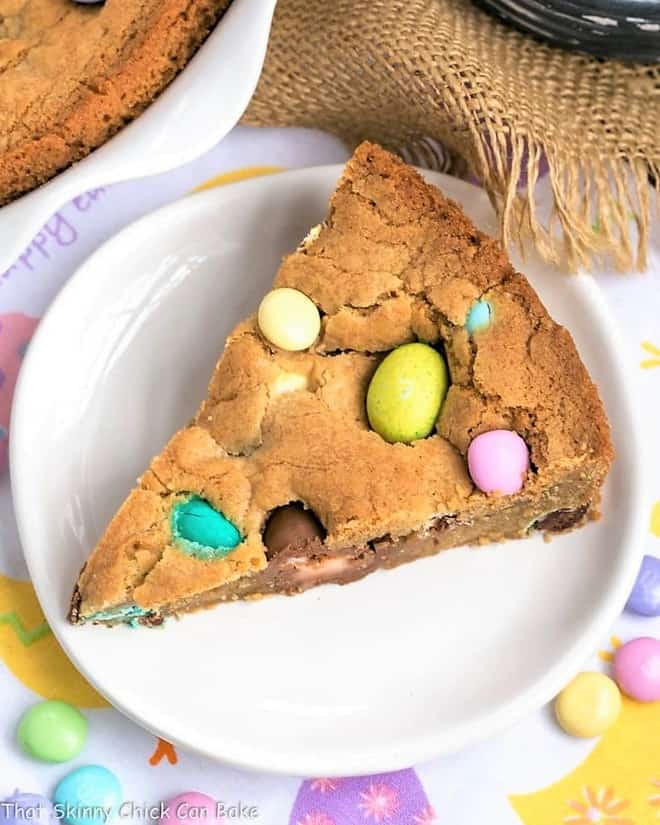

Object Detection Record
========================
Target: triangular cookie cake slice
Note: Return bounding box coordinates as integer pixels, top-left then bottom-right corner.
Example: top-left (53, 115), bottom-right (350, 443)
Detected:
top-left (69, 143), bottom-right (613, 627)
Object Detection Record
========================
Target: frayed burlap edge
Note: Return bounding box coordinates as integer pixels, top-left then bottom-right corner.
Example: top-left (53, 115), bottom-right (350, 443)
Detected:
top-left (243, 0), bottom-right (660, 273)
top-left (475, 135), bottom-right (659, 272)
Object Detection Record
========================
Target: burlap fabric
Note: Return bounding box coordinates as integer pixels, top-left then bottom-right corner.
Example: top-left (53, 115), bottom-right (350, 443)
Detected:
top-left (243, 0), bottom-right (660, 272)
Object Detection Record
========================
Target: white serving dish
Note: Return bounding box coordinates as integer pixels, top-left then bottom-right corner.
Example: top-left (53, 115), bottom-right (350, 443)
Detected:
top-left (0, 0), bottom-right (277, 274)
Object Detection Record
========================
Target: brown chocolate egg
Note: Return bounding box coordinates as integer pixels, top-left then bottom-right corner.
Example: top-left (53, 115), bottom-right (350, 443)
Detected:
top-left (263, 504), bottom-right (325, 559)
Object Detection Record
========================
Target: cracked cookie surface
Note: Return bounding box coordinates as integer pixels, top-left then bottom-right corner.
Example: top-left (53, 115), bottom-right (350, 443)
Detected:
top-left (0, 0), bottom-right (231, 204)
top-left (71, 143), bottom-right (613, 624)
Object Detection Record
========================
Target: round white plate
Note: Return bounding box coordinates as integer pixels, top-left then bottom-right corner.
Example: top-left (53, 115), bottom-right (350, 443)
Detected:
top-left (0, 0), bottom-right (277, 275)
top-left (11, 168), bottom-right (645, 776)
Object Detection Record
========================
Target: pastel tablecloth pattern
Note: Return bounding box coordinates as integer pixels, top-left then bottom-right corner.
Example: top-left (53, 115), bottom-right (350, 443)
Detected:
top-left (1, 126), bottom-right (659, 825)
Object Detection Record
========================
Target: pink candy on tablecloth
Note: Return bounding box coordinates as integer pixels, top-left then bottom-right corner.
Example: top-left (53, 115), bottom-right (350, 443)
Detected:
top-left (467, 429), bottom-right (530, 495)
top-left (613, 637), bottom-right (660, 702)
top-left (160, 792), bottom-right (223, 825)
top-left (0, 313), bottom-right (39, 474)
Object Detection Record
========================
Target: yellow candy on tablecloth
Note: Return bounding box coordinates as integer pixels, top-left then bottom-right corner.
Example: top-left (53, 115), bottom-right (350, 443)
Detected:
top-left (554, 671), bottom-right (621, 738)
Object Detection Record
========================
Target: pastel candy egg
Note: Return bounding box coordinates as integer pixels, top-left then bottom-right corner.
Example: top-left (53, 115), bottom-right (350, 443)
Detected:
top-left (172, 497), bottom-right (241, 559)
top-left (465, 299), bottom-right (493, 334)
top-left (17, 700), bottom-right (87, 762)
top-left (160, 792), bottom-right (221, 825)
top-left (467, 429), bottom-right (530, 495)
top-left (0, 793), bottom-right (56, 825)
top-left (614, 637), bottom-right (660, 702)
top-left (366, 342), bottom-right (449, 444)
top-left (554, 671), bottom-right (621, 737)
top-left (53, 765), bottom-right (122, 825)
top-left (626, 555), bottom-right (660, 616)
top-left (257, 288), bottom-right (320, 351)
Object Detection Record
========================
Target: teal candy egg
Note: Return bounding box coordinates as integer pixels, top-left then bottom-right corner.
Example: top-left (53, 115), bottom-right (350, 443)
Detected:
top-left (53, 765), bottom-right (122, 825)
top-left (466, 299), bottom-right (493, 334)
top-left (366, 342), bottom-right (449, 444)
top-left (172, 497), bottom-right (241, 559)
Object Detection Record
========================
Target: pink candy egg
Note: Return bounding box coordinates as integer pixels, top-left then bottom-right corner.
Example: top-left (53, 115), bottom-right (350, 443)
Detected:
top-left (160, 792), bottom-right (221, 825)
top-left (613, 637), bottom-right (660, 702)
top-left (467, 429), bottom-right (530, 495)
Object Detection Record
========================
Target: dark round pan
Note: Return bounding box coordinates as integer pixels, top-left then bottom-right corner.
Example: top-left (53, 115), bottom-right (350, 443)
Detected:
top-left (477, 0), bottom-right (660, 62)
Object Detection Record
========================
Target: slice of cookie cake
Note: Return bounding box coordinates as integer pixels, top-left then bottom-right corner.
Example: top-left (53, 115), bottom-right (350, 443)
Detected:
top-left (69, 143), bottom-right (612, 627)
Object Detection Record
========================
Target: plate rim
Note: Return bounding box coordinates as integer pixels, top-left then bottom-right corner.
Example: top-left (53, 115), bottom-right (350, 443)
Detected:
top-left (10, 166), bottom-right (648, 775)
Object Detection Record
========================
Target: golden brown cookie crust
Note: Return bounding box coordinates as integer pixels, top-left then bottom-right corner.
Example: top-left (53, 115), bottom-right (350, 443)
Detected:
top-left (0, 0), bottom-right (231, 204)
top-left (72, 143), bottom-right (613, 621)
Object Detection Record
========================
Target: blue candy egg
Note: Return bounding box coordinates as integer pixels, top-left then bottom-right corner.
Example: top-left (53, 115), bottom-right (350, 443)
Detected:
top-left (53, 765), bottom-right (122, 825)
top-left (465, 299), bottom-right (493, 335)
top-left (172, 496), bottom-right (241, 559)
top-left (626, 554), bottom-right (660, 616)
top-left (0, 792), bottom-right (56, 825)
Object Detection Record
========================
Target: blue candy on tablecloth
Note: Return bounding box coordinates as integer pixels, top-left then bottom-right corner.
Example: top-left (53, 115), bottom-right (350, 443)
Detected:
top-left (0, 792), bottom-right (56, 825)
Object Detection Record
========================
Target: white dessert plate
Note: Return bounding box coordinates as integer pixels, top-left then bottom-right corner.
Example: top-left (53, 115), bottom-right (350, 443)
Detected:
top-left (0, 0), bottom-right (277, 275)
top-left (11, 168), bottom-right (645, 776)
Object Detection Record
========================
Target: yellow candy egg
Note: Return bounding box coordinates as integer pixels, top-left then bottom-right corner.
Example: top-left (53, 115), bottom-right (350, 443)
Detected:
top-left (554, 671), bottom-right (621, 738)
top-left (258, 288), bottom-right (321, 351)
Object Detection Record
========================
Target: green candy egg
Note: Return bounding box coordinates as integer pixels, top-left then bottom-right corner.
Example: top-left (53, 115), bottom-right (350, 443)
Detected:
top-left (366, 342), bottom-right (449, 443)
top-left (172, 496), bottom-right (241, 559)
top-left (17, 700), bottom-right (87, 763)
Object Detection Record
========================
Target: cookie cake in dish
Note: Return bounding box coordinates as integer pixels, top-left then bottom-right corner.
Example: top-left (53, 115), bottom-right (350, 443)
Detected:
top-left (0, 0), bottom-right (232, 205)
top-left (69, 143), bottom-right (613, 628)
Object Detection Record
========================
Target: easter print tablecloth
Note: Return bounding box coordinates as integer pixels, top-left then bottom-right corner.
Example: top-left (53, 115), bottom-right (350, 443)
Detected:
top-left (1, 126), bottom-right (659, 825)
